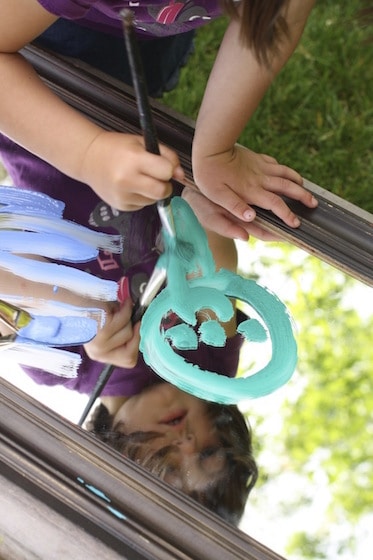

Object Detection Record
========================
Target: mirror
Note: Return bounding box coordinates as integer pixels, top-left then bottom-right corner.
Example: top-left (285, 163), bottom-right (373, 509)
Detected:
top-left (1, 234), bottom-right (372, 559)
top-left (1, 6), bottom-right (372, 555)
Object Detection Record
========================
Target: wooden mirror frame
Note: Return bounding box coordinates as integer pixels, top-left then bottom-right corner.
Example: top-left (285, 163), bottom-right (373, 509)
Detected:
top-left (0, 44), bottom-right (372, 559)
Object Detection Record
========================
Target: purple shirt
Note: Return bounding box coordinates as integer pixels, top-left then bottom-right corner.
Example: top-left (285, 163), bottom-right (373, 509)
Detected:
top-left (38, 0), bottom-right (223, 37)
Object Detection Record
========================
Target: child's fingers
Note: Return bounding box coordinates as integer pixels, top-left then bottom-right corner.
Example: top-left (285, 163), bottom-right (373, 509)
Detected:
top-left (199, 182), bottom-right (257, 224)
top-left (159, 144), bottom-right (185, 181)
top-left (243, 188), bottom-right (301, 227)
top-left (182, 186), bottom-right (250, 241)
top-left (262, 172), bottom-right (318, 209)
top-left (84, 300), bottom-right (141, 367)
top-left (103, 321), bottom-right (141, 368)
top-left (103, 299), bottom-right (133, 334)
top-left (265, 161), bottom-right (304, 186)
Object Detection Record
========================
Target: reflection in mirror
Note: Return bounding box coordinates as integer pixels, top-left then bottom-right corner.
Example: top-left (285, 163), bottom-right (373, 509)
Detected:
top-left (0, 174), bottom-right (262, 528)
top-left (1, 2), bottom-right (372, 557)
top-left (0, 184), bottom-right (266, 527)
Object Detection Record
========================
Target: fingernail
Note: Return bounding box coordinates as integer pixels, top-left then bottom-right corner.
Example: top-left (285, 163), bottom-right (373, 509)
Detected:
top-left (293, 217), bottom-right (301, 227)
top-left (311, 196), bottom-right (318, 206)
top-left (243, 209), bottom-right (254, 221)
top-left (117, 276), bottom-right (130, 305)
top-left (176, 165), bottom-right (185, 178)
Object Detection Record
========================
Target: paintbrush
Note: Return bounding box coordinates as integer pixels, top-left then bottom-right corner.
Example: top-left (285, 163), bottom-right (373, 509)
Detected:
top-left (78, 11), bottom-right (196, 427)
top-left (78, 13), bottom-right (171, 426)
top-left (121, 9), bottom-right (178, 241)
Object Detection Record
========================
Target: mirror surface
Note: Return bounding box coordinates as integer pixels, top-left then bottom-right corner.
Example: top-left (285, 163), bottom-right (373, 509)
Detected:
top-left (1, 2), bottom-right (372, 557)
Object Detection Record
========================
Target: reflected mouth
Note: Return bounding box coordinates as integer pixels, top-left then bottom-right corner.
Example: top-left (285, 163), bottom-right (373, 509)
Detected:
top-left (159, 410), bottom-right (187, 428)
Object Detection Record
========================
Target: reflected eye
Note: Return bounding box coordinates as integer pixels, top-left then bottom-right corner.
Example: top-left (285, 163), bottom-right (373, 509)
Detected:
top-left (199, 447), bottom-right (218, 461)
top-left (164, 463), bottom-right (183, 489)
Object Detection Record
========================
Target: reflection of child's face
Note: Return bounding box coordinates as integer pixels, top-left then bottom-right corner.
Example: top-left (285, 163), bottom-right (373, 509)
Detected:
top-left (113, 382), bottom-right (226, 491)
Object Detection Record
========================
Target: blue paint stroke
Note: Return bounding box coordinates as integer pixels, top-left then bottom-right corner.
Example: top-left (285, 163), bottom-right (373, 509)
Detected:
top-left (0, 186), bottom-right (122, 253)
top-left (0, 252), bottom-right (118, 301)
top-left (0, 294), bottom-right (105, 327)
top-left (0, 185), bottom-right (65, 217)
top-left (0, 187), bottom-right (123, 372)
top-left (0, 231), bottom-right (98, 262)
top-left (5, 342), bottom-right (81, 377)
top-left (18, 315), bottom-right (97, 346)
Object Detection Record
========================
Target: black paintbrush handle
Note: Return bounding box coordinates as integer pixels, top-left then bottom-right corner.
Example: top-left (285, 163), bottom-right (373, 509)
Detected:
top-left (78, 12), bottom-right (160, 427)
top-left (121, 9), bottom-right (160, 155)
top-left (77, 363), bottom-right (114, 426)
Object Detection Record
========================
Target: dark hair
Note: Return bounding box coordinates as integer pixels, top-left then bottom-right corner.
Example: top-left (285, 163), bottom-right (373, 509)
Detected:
top-left (87, 399), bottom-right (258, 526)
top-left (222, 0), bottom-right (290, 64)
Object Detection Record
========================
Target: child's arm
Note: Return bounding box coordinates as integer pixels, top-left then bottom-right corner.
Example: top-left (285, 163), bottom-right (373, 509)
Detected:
top-left (203, 228), bottom-right (238, 338)
top-left (192, 0), bottom-right (317, 240)
top-left (0, 0), bottom-right (184, 211)
top-left (182, 183), bottom-right (279, 242)
top-left (0, 265), bottom-right (140, 368)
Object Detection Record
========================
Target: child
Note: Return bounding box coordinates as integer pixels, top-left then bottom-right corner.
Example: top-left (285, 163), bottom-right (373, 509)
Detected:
top-left (0, 0), bottom-right (317, 242)
top-left (88, 382), bottom-right (258, 526)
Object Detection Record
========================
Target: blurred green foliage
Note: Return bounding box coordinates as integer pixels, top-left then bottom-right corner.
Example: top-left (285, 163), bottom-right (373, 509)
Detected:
top-left (240, 241), bottom-right (373, 559)
top-left (163, 1), bottom-right (372, 212)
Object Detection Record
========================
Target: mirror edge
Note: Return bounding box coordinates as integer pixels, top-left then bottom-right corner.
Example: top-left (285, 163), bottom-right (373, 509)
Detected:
top-left (0, 377), bottom-right (285, 560)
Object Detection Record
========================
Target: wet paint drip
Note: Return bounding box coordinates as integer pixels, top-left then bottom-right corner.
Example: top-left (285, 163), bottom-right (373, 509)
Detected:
top-left (140, 197), bottom-right (298, 404)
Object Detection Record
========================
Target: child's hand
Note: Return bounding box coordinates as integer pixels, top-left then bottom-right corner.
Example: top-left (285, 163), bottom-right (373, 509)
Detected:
top-left (80, 131), bottom-right (185, 211)
top-left (192, 145), bottom-right (318, 229)
top-left (182, 185), bottom-right (279, 241)
top-left (84, 298), bottom-right (141, 368)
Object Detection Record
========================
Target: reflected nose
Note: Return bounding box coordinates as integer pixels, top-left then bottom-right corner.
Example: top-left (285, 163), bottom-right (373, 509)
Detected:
top-left (172, 432), bottom-right (197, 455)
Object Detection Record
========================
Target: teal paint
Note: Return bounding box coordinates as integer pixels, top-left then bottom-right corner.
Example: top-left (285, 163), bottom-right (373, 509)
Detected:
top-left (77, 477), bottom-right (127, 521)
top-left (140, 197), bottom-right (298, 404)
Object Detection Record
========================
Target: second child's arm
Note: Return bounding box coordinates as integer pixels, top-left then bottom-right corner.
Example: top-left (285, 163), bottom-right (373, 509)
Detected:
top-left (192, 0), bottom-right (317, 238)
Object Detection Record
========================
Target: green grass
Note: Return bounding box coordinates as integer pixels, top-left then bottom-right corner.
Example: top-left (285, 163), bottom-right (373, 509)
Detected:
top-left (163, 1), bottom-right (372, 213)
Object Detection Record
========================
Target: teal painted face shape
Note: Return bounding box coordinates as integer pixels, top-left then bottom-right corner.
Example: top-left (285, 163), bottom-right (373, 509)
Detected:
top-left (140, 197), bottom-right (298, 405)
